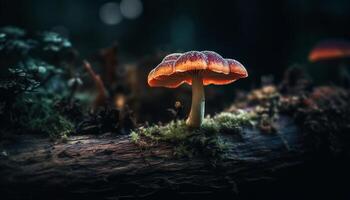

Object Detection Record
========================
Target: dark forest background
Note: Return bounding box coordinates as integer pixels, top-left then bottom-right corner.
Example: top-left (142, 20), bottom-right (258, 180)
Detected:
top-left (1, 0), bottom-right (350, 122)
top-left (1, 0), bottom-right (349, 79)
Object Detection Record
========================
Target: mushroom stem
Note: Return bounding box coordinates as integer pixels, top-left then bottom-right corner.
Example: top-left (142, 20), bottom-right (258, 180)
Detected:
top-left (186, 75), bottom-right (205, 128)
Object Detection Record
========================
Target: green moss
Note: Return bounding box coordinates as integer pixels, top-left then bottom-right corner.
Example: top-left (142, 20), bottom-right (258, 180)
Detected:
top-left (29, 113), bottom-right (73, 138)
top-left (213, 111), bottom-right (256, 130)
top-left (130, 110), bottom-right (256, 159)
top-left (134, 120), bottom-right (189, 143)
top-left (13, 94), bottom-right (74, 138)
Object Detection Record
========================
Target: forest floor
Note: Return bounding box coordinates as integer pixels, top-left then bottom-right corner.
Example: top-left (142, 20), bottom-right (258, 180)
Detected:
top-left (1, 85), bottom-right (350, 200)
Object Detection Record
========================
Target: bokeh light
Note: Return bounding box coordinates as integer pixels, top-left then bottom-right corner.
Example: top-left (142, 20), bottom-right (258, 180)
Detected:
top-left (99, 2), bottom-right (123, 25)
top-left (120, 0), bottom-right (143, 19)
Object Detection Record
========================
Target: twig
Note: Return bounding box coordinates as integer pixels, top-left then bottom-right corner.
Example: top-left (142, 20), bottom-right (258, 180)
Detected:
top-left (83, 60), bottom-right (108, 110)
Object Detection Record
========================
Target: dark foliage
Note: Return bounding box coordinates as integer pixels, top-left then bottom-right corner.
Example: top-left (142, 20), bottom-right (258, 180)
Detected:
top-left (0, 26), bottom-right (75, 138)
top-left (293, 87), bottom-right (350, 156)
top-left (76, 106), bottom-right (136, 135)
top-left (279, 66), bottom-right (313, 95)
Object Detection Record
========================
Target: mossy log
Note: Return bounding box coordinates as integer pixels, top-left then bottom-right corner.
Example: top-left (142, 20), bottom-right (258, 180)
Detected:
top-left (1, 114), bottom-right (348, 200)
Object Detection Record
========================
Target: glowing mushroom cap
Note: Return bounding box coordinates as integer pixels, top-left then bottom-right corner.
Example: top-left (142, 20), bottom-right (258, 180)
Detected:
top-left (148, 51), bottom-right (248, 88)
top-left (309, 39), bottom-right (350, 62)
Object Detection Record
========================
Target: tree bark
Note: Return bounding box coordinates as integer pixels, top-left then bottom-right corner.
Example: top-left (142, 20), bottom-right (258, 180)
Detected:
top-left (0, 116), bottom-right (348, 200)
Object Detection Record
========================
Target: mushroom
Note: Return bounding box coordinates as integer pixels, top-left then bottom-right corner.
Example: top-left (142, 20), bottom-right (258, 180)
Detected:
top-left (148, 51), bottom-right (248, 128)
top-left (309, 39), bottom-right (350, 62)
top-left (309, 39), bottom-right (350, 86)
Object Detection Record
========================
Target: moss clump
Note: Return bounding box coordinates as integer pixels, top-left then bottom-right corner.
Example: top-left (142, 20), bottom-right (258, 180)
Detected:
top-left (213, 111), bottom-right (256, 131)
top-left (130, 110), bottom-right (256, 159)
top-left (12, 94), bottom-right (74, 138)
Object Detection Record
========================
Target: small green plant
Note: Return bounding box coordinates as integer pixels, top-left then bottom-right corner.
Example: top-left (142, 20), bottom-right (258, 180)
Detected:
top-left (130, 131), bottom-right (140, 143)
